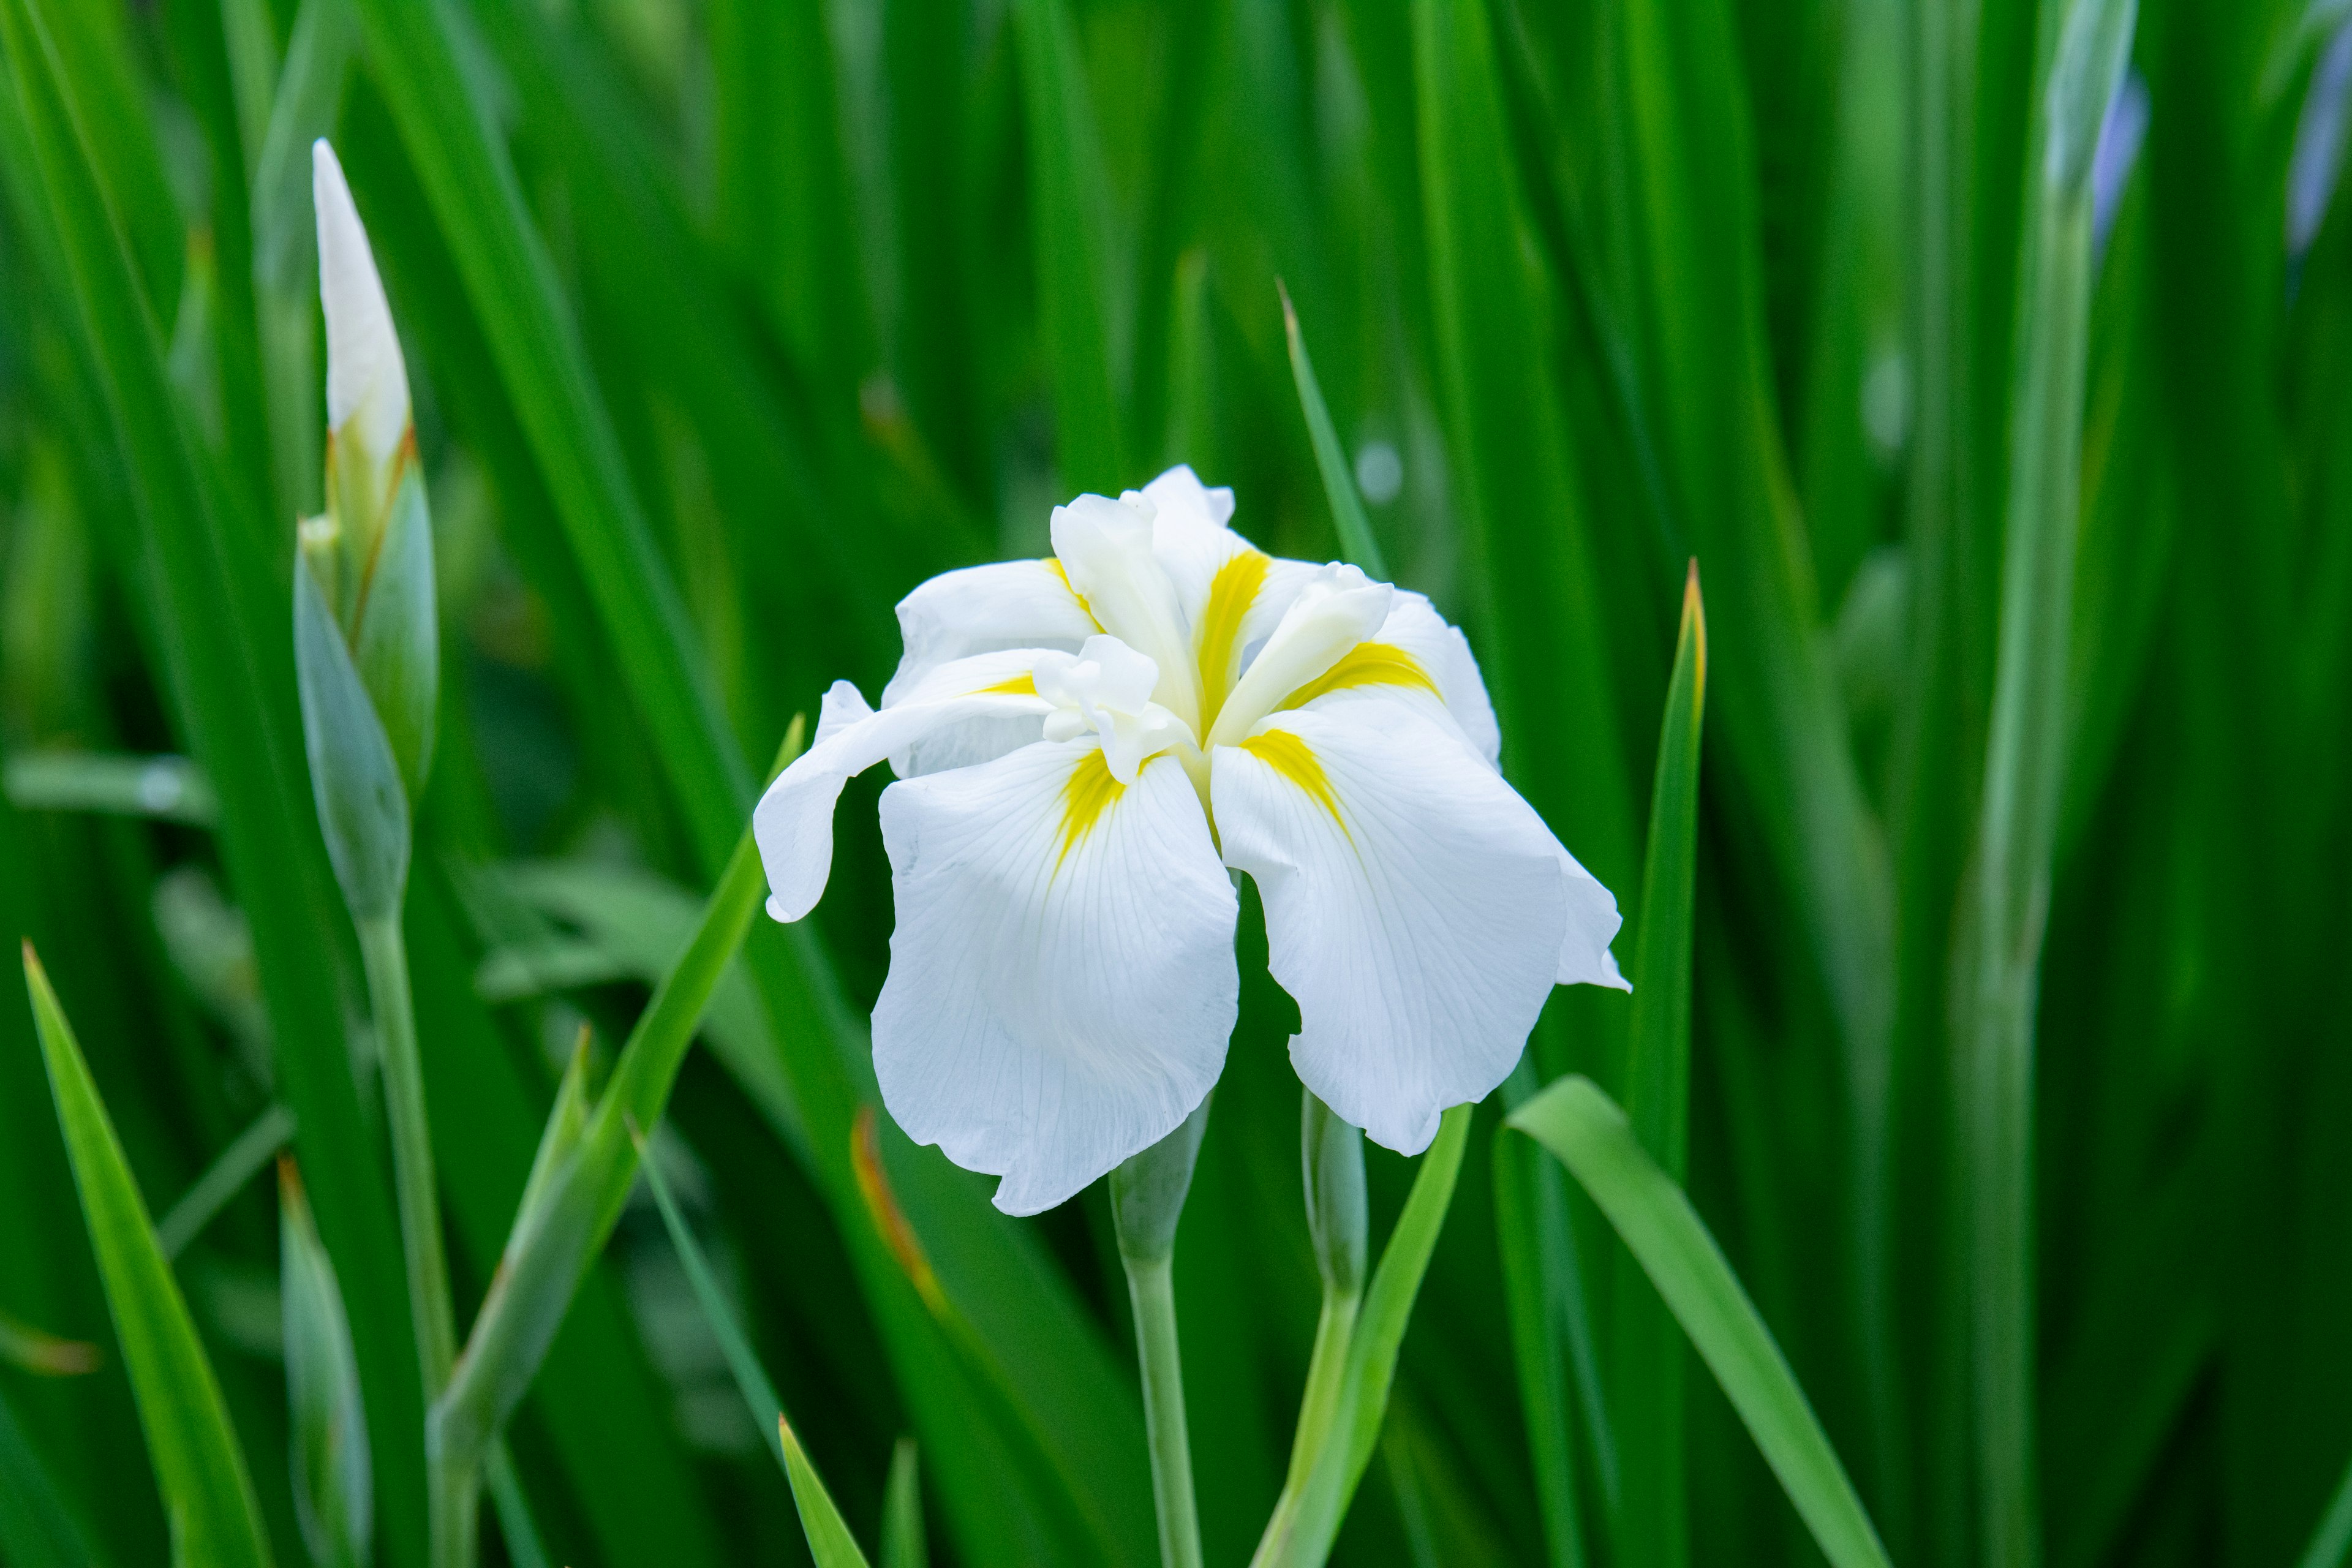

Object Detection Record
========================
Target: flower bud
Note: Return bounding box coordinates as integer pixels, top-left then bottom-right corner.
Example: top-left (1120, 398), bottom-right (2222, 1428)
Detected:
top-left (305, 140), bottom-right (437, 803)
top-left (1112, 1096), bottom-right (1212, 1267)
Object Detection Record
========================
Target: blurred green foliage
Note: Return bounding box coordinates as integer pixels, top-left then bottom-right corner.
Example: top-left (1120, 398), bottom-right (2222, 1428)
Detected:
top-left (0, 0), bottom-right (2350, 1562)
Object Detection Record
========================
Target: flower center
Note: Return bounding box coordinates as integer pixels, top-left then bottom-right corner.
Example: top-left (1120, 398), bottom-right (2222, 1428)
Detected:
top-left (1033, 636), bottom-right (1194, 785)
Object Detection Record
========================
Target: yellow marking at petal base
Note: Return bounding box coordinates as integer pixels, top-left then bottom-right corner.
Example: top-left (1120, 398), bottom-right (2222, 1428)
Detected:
top-left (1280, 641), bottom-right (1438, 710)
top-left (1044, 557), bottom-right (1103, 631)
top-left (1240, 729), bottom-right (1345, 833)
top-left (1194, 549), bottom-right (1271, 725)
top-left (1057, 747), bottom-right (1126, 864)
top-left (974, 671), bottom-right (1036, 696)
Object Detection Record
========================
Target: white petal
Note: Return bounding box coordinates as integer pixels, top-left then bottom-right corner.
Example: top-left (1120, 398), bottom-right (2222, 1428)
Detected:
top-left (1137, 477), bottom-right (1316, 685)
top-left (1206, 564), bottom-right (1393, 748)
top-left (1137, 463), bottom-right (1235, 530)
top-left (874, 744), bottom-right (1238, 1215)
top-left (312, 141), bottom-right (409, 467)
top-left (1210, 701), bottom-right (1614, 1154)
top-left (883, 560), bottom-right (1099, 706)
top-left (1555, 845), bottom-right (1629, 989)
top-left (1283, 590), bottom-right (1502, 765)
top-left (753, 653), bottom-right (1050, 921)
top-left (1050, 494), bottom-right (1200, 726)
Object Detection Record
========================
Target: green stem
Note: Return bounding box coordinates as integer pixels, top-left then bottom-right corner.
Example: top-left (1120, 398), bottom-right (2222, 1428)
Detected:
top-left (1282, 1288), bottom-right (1360, 1499)
top-left (356, 911), bottom-right (470, 1568)
top-left (1121, 1254), bottom-right (1204, 1568)
top-left (429, 1442), bottom-right (481, 1568)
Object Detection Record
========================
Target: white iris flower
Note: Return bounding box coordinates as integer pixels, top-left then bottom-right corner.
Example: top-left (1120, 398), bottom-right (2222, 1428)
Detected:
top-left (756, 466), bottom-right (1627, 1214)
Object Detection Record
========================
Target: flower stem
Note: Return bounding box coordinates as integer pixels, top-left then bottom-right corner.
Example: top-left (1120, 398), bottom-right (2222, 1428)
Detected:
top-left (1121, 1252), bottom-right (1204, 1568)
top-left (1110, 1104), bottom-right (1212, 1568)
top-left (1281, 1286), bottom-right (1361, 1498)
top-left (356, 911), bottom-right (470, 1568)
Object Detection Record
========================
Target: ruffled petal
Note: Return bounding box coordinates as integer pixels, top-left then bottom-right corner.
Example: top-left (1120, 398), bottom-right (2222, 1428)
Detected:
top-left (753, 652), bottom-right (1050, 921)
top-left (873, 743), bottom-right (1239, 1215)
top-left (883, 560), bottom-right (1100, 706)
top-left (1210, 699), bottom-right (1619, 1154)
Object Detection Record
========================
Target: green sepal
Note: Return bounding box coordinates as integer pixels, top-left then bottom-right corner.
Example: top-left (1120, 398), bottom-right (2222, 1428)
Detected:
top-left (349, 461), bottom-right (438, 802)
top-left (293, 551), bottom-right (409, 919)
top-left (1110, 1095), bottom-right (1210, 1267)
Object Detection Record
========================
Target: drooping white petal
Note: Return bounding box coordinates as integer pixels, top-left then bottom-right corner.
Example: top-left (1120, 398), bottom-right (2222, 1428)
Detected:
top-left (1049, 494), bottom-right (1201, 728)
top-left (1206, 564), bottom-right (1393, 748)
top-left (753, 653), bottom-right (1051, 921)
top-left (882, 559), bottom-right (1100, 706)
top-left (1210, 700), bottom-right (1616, 1155)
top-left (312, 141), bottom-right (409, 468)
top-left (1369, 592), bottom-right (1502, 763)
top-left (1555, 846), bottom-right (1629, 989)
top-left (873, 743), bottom-right (1239, 1215)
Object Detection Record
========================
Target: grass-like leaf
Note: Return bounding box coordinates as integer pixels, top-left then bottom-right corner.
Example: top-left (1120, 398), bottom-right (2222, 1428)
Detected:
top-left (21, 944), bottom-right (276, 1568)
top-left (1278, 282), bottom-right (1387, 579)
top-left (1611, 562), bottom-right (1708, 1568)
top-left (1509, 1077), bottom-right (1889, 1568)
top-left (156, 1102), bottom-right (296, 1261)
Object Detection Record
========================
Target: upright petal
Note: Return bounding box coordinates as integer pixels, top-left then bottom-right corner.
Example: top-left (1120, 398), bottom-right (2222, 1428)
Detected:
top-left (312, 141), bottom-right (409, 470)
top-left (883, 560), bottom-right (1100, 705)
top-left (753, 653), bottom-right (1051, 921)
top-left (1135, 469), bottom-right (1318, 703)
top-left (874, 744), bottom-right (1239, 1215)
top-left (1210, 701), bottom-right (1616, 1154)
top-left (1049, 494), bottom-right (1200, 726)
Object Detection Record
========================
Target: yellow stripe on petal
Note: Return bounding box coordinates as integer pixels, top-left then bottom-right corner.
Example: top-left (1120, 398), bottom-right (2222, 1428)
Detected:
top-left (1195, 549), bottom-right (1271, 722)
top-left (1044, 557), bottom-right (1104, 631)
top-left (1239, 729), bottom-right (1344, 832)
top-left (974, 671), bottom-right (1037, 696)
top-left (1279, 641), bottom-right (1437, 710)
top-left (1057, 747), bottom-right (1126, 864)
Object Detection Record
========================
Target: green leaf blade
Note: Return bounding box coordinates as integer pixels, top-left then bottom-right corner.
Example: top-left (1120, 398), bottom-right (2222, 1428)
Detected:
top-left (1510, 1077), bottom-right (1889, 1568)
top-left (21, 947), bottom-right (276, 1568)
top-left (1611, 563), bottom-right (1708, 1568)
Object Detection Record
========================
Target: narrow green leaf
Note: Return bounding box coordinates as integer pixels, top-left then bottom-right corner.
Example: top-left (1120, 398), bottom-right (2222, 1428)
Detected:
top-left (881, 1439), bottom-right (927, 1568)
top-left (1959, 2), bottom-right (2136, 1560)
top-left (279, 1158), bottom-right (371, 1568)
top-left (635, 1115), bottom-right (871, 1566)
top-left (347, 0), bottom-right (750, 874)
top-left (1010, 0), bottom-right (1127, 492)
top-left (783, 1417), bottom-right (880, 1568)
top-left (1278, 282), bottom-right (1387, 579)
top-left (0, 2), bottom-right (429, 1547)
top-left (251, 0), bottom-right (358, 289)
top-left (21, 944), bottom-right (276, 1568)
top-left (1491, 1114), bottom-right (1588, 1568)
top-left (433, 728), bottom-right (793, 1473)
top-left (156, 1102), bottom-right (297, 1261)
top-left (1509, 1077), bottom-right (1890, 1568)
top-left (632, 1119), bottom-right (786, 1468)
top-left (2, 753), bottom-right (218, 827)
top-left (1611, 563), bottom-right (1708, 1568)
